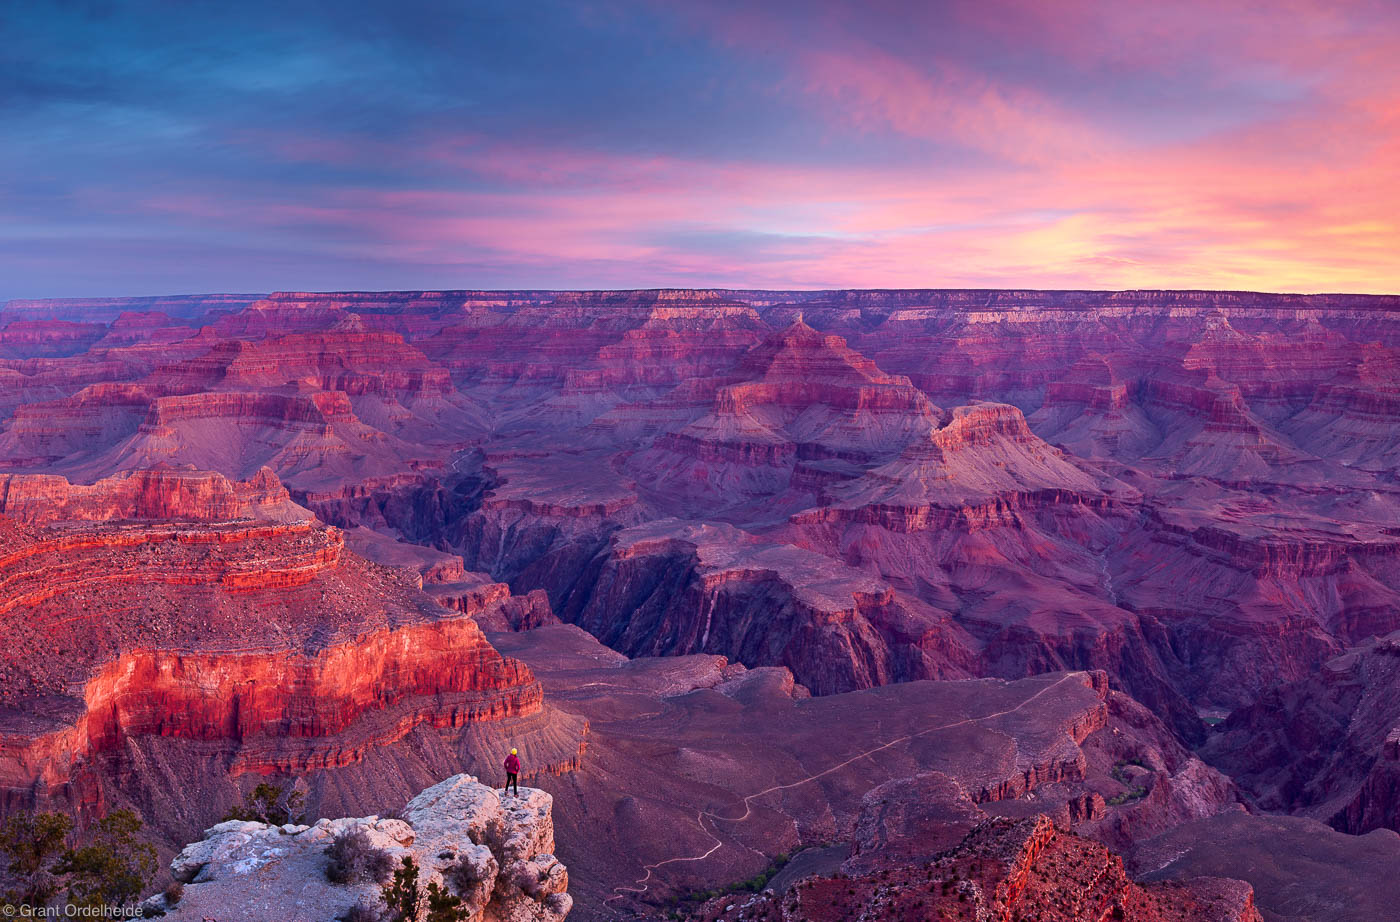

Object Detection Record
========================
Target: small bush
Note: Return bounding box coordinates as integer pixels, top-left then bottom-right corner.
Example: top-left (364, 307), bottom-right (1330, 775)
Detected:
top-left (223, 782), bottom-right (306, 826)
top-left (0, 811), bottom-right (73, 908)
top-left (381, 856), bottom-right (423, 922)
top-left (326, 829), bottom-right (394, 885)
top-left (55, 809), bottom-right (158, 909)
top-left (445, 856), bottom-right (484, 893)
top-left (338, 901), bottom-right (380, 922)
top-left (163, 881), bottom-right (184, 906)
top-left (425, 881), bottom-right (468, 922)
top-left (1106, 785), bottom-right (1148, 806)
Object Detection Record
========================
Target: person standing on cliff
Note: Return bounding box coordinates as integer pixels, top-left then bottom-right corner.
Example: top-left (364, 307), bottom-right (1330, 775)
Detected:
top-left (504, 748), bottom-right (521, 797)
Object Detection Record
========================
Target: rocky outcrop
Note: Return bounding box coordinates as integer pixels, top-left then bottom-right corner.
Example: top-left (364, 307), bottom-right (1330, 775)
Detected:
top-left (627, 320), bottom-right (941, 504)
top-left (1131, 809), bottom-right (1400, 922)
top-left (692, 815), bottom-right (1261, 922)
top-left (13, 289), bottom-right (1400, 920)
top-left (0, 469), bottom-right (551, 847)
top-left (490, 625), bottom-right (1240, 918)
top-left (0, 466), bottom-right (305, 523)
top-left (155, 774), bottom-right (571, 922)
top-left (1202, 631), bottom-right (1400, 834)
top-left (552, 519), bottom-right (978, 695)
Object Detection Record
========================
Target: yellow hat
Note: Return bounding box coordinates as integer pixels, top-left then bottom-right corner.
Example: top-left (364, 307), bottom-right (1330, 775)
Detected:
top-left (511, 748), bottom-right (517, 754)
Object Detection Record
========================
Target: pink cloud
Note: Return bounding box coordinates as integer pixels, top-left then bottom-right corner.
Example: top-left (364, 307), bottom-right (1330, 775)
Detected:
top-left (126, 0), bottom-right (1400, 293)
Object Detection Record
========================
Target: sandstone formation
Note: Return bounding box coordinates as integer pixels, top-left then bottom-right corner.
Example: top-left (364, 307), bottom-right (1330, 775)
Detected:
top-left (7, 288), bottom-right (1400, 917)
top-left (1201, 630), bottom-right (1400, 835)
top-left (489, 625), bottom-right (1243, 919)
top-left (690, 814), bottom-right (1261, 922)
top-left (0, 467), bottom-right (584, 855)
top-left (155, 774), bottom-right (571, 922)
top-left (8, 288), bottom-right (1400, 733)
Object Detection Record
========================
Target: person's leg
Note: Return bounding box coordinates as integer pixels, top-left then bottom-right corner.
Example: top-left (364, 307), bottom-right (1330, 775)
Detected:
top-left (512, 773), bottom-right (519, 795)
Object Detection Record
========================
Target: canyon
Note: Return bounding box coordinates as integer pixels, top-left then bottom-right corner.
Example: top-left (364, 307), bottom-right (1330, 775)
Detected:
top-left (3, 288), bottom-right (1400, 919)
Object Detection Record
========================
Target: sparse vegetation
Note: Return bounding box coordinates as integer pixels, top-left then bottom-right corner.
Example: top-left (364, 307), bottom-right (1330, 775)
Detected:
top-left (55, 809), bottom-right (159, 910)
top-left (0, 810), bottom-right (73, 909)
top-left (222, 781), bottom-right (307, 826)
top-left (1106, 785), bottom-right (1148, 806)
top-left (378, 855), bottom-right (468, 922)
top-left (325, 828), bottom-right (394, 885)
top-left (425, 880), bottom-right (468, 922)
top-left (338, 901), bottom-right (380, 922)
top-left (163, 881), bottom-right (184, 906)
top-left (674, 850), bottom-right (794, 906)
top-left (381, 856), bottom-right (423, 922)
top-left (444, 855), bottom-right (485, 893)
top-left (1109, 756), bottom-right (1147, 784)
top-left (1, 808), bottom-right (160, 913)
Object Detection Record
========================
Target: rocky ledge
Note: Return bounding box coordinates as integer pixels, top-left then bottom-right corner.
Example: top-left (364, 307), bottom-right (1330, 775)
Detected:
top-left (692, 814), bottom-right (1260, 922)
top-left (153, 774), bottom-right (571, 922)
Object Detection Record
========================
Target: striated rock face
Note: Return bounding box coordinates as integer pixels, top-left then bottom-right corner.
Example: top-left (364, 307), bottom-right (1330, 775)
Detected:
top-left (627, 319), bottom-right (942, 504)
top-left (157, 774), bottom-right (571, 922)
top-left (11, 288), bottom-right (1400, 730)
top-left (1131, 810), bottom-right (1400, 922)
top-left (692, 814), bottom-right (1261, 922)
top-left (0, 316), bottom-right (478, 493)
top-left (489, 625), bottom-right (1242, 919)
top-left (0, 468), bottom-right (556, 850)
top-left (10, 288), bottom-right (1400, 918)
top-left (1201, 631), bottom-right (1400, 835)
top-left (552, 519), bottom-right (979, 695)
top-left (0, 466), bottom-right (303, 523)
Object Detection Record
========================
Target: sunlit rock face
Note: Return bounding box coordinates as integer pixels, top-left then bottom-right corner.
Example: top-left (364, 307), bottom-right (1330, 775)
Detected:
top-left (9, 288), bottom-right (1400, 731)
top-left (0, 467), bottom-right (569, 851)
top-left (6, 288), bottom-right (1400, 918)
top-left (689, 814), bottom-right (1263, 922)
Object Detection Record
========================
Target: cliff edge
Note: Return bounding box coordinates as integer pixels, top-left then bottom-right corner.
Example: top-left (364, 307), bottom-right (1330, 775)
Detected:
top-left (154, 773), bottom-right (571, 922)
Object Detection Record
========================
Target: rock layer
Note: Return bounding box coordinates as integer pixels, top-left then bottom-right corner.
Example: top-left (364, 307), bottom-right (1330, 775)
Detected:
top-left (0, 468), bottom-right (552, 850)
top-left (489, 624), bottom-right (1241, 919)
top-left (157, 774), bottom-right (571, 922)
top-left (692, 815), bottom-right (1262, 922)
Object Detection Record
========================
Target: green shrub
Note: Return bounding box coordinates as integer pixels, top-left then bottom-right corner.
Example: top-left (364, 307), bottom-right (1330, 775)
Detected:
top-left (54, 809), bottom-right (157, 909)
top-left (0, 811), bottom-right (73, 909)
top-left (425, 881), bottom-right (467, 922)
top-left (223, 782), bottom-right (306, 826)
top-left (377, 855), bottom-right (470, 922)
top-left (381, 856), bottom-right (423, 922)
top-left (1106, 785), bottom-right (1148, 806)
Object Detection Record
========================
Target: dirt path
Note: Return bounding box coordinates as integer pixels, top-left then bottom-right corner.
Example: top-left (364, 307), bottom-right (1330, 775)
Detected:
top-left (605, 672), bottom-right (1083, 905)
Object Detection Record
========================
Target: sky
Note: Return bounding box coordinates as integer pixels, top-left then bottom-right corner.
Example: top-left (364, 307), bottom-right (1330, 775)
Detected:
top-left (3, 0), bottom-right (1399, 298)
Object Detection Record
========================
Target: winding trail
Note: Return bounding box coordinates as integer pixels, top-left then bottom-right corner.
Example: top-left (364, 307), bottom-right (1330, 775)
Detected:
top-left (605, 672), bottom-right (1084, 906)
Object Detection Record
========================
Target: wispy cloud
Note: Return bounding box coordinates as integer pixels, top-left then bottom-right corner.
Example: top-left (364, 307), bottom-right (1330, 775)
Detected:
top-left (3, 0), bottom-right (1398, 297)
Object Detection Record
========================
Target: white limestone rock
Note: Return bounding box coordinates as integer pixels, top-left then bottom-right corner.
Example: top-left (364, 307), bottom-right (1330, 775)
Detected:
top-left (161, 775), bottom-right (570, 922)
